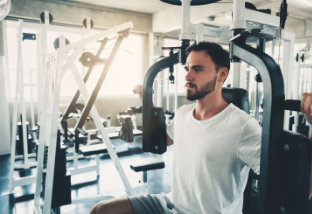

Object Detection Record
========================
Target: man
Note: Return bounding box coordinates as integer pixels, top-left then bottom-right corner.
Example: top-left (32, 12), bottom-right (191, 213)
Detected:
top-left (90, 42), bottom-right (312, 214)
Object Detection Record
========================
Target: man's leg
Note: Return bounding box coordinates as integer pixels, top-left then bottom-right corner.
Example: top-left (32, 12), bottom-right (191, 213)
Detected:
top-left (90, 197), bottom-right (134, 214)
top-left (90, 193), bottom-right (173, 214)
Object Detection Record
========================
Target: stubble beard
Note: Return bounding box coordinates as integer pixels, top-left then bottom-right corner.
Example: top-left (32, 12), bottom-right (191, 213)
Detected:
top-left (186, 75), bottom-right (217, 101)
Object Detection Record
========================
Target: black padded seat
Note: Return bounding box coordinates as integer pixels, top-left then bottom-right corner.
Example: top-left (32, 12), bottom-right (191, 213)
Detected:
top-left (79, 144), bottom-right (110, 156)
top-left (222, 87), bottom-right (250, 113)
top-left (130, 158), bottom-right (165, 172)
top-left (97, 129), bottom-right (142, 140)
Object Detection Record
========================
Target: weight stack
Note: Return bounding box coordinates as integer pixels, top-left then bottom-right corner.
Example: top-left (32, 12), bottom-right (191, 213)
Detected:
top-left (297, 114), bottom-right (310, 138)
top-left (16, 121), bottom-right (34, 155)
top-left (42, 130), bottom-right (71, 209)
top-left (121, 117), bottom-right (134, 142)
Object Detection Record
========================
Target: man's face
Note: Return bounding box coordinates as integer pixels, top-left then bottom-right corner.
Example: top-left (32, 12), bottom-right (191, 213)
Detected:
top-left (184, 50), bottom-right (218, 101)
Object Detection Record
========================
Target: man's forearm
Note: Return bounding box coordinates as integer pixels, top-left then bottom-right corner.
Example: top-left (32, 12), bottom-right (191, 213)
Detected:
top-left (310, 128), bottom-right (312, 199)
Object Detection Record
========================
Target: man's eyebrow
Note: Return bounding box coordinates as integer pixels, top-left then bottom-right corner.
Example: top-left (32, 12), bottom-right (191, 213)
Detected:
top-left (184, 65), bottom-right (204, 70)
top-left (191, 65), bottom-right (204, 69)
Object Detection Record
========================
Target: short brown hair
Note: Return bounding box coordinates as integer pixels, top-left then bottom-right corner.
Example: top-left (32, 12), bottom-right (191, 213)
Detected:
top-left (186, 42), bottom-right (230, 72)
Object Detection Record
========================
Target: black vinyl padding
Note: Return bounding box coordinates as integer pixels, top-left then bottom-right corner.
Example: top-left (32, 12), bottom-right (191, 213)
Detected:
top-left (130, 158), bottom-right (165, 172)
top-left (222, 87), bottom-right (250, 113)
top-left (79, 144), bottom-right (108, 156)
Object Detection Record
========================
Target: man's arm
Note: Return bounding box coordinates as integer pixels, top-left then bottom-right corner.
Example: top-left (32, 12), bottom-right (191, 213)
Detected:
top-left (134, 85), bottom-right (174, 146)
top-left (300, 93), bottom-right (312, 198)
top-left (167, 134), bottom-right (173, 146)
top-left (309, 128), bottom-right (312, 199)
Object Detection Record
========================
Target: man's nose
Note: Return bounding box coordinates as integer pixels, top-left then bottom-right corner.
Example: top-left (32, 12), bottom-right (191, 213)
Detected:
top-left (185, 69), bottom-right (194, 81)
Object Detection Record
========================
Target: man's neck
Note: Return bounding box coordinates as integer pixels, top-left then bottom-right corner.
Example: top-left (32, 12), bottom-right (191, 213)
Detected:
top-left (193, 91), bottom-right (228, 120)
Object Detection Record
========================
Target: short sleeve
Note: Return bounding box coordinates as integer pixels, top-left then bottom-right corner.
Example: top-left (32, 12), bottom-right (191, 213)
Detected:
top-left (166, 119), bottom-right (174, 141)
top-left (238, 118), bottom-right (262, 175)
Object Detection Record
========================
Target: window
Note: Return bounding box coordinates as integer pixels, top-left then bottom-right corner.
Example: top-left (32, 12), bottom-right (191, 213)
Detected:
top-left (4, 20), bottom-right (144, 102)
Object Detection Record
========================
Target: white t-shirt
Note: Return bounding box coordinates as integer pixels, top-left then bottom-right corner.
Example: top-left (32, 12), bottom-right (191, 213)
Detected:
top-left (166, 103), bottom-right (261, 214)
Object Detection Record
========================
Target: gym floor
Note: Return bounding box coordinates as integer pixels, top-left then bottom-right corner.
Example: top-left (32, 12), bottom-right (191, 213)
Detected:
top-left (0, 136), bottom-right (173, 214)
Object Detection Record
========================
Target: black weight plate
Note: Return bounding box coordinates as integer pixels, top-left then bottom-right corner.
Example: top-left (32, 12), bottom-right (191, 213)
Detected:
top-left (53, 37), bottom-right (70, 50)
top-left (160, 0), bottom-right (221, 6)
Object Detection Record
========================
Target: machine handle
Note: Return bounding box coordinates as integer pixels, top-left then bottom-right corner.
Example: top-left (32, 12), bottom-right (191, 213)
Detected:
top-left (284, 100), bottom-right (301, 112)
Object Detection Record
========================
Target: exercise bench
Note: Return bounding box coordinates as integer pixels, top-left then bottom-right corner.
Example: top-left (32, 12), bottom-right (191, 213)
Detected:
top-left (79, 143), bottom-right (109, 156)
top-left (130, 157), bottom-right (165, 191)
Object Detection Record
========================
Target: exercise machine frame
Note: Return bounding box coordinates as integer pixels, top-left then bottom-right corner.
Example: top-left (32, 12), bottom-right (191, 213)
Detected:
top-left (143, 0), bottom-right (311, 213)
top-left (33, 21), bottom-right (135, 214)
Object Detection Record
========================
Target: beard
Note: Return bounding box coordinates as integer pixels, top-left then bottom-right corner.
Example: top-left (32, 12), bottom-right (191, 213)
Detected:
top-left (186, 75), bottom-right (217, 101)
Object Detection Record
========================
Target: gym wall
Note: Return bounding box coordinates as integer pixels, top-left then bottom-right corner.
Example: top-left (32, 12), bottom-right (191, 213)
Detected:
top-left (9, 0), bottom-right (152, 34)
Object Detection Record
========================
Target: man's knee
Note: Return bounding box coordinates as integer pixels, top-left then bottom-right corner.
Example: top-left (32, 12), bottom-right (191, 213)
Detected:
top-left (89, 204), bottom-right (98, 214)
top-left (90, 201), bottom-right (115, 214)
top-left (90, 198), bottom-right (134, 214)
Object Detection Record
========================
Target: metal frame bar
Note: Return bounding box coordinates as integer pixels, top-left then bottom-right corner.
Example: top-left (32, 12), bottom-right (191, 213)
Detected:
top-left (60, 38), bottom-right (108, 125)
top-left (69, 58), bottom-right (135, 196)
top-left (7, 20), bottom-right (39, 195)
top-left (143, 52), bottom-right (179, 153)
top-left (34, 21), bottom-right (134, 214)
top-left (34, 53), bottom-right (56, 213)
top-left (230, 37), bottom-right (285, 213)
top-left (73, 33), bottom-right (124, 133)
top-left (42, 38), bottom-right (65, 214)
top-left (34, 13), bottom-right (52, 212)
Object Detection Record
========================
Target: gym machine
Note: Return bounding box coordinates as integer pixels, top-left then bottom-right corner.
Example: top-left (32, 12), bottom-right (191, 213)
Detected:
top-left (230, 30), bottom-right (310, 214)
top-left (0, 2), bottom-right (10, 157)
top-left (291, 48), bottom-right (312, 137)
top-left (33, 21), bottom-right (135, 214)
top-left (7, 19), bottom-right (40, 197)
top-left (230, 2), bottom-right (310, 212)
top-left (143, 0), bottom-right (311, 213)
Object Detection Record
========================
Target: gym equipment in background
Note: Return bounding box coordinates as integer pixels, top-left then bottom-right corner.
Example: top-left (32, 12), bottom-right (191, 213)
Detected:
top-left (33, 21), bottom-right (135, 214)
top-left (290, 46), bottom-right (312, 136)
top-left (41, 131), bottom-right (71, 210)
top-left (7, 20), bottom-right (40, 197)
top-left (0, 0), bottom-right (11, 21)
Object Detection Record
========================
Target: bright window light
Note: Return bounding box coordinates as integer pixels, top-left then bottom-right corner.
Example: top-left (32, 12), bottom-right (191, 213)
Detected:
top-left (5, 20), bottom-right (144, 102)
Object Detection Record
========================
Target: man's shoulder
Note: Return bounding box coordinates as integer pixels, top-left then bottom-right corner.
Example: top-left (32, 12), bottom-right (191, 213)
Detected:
top-left (228, 103), bottom-right (250, 118)
top-left (228, 104), bottom-right (260, 127)
top-left (177, 103), bottom-right (195, 114)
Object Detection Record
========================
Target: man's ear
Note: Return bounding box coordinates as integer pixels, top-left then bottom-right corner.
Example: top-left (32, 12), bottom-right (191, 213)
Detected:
top-left (217, 67), bottom-right (229, 82)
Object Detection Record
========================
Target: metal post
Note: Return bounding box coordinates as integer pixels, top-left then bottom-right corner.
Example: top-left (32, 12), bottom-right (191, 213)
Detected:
top-left (281, 31), bottom-right (295, 130)
top-left (43, 37), bottom-right (65, 214)
top-left (73, 33), bottom-right (125, 131)
top-left (8, 20), bottom-right (24, 193)
top-left (0, 20), bottom-right (10, 156)
top-left (69, 62), bottom-right (135, 195)
top-left (232, 62), bottom-right (241, 88)
top-left (60, 39), bottom-right (108, 125)
top-left (180, 0), bottom-right (192, 40)
top-left (231, 0), bottom-right (246, 31)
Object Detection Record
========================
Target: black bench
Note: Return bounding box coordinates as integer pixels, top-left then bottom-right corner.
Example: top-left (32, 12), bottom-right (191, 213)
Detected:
top-left (79, 144), bottom-right (110, 156)
top-left (130, 157), bottom-right (165, 183)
